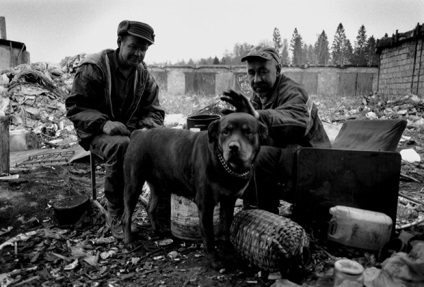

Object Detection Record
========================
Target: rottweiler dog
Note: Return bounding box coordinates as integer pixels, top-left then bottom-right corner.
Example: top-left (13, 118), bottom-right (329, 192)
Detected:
top-left (122, 113), bottom-right (268, 268)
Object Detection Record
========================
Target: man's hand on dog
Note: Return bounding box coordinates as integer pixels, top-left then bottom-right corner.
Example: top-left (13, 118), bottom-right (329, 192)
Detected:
top-left (103, 120), bottom-right (131, 136)
top-left (220, 89), bottom-right (259, 119)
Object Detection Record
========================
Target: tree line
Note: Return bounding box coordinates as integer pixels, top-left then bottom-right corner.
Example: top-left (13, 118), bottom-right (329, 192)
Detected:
top-left (172, 23), bottom-right (379, 67)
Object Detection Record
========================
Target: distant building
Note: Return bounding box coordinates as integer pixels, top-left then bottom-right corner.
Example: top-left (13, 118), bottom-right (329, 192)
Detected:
top-left (0, 16), bottom-right (30, 69)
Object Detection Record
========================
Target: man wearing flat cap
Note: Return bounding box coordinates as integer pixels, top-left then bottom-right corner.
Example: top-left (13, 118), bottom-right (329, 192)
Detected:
top-left (66, 20), bottom-right (165, 239)
top-left (221, 45), bottom-right (331, 214)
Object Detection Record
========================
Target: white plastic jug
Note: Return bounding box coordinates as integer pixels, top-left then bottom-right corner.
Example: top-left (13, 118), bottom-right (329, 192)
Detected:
top-left (327, 205), bottom-right (392, 251)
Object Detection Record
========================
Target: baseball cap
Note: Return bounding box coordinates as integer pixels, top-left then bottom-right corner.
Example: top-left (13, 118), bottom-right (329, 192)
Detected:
top-left (241, 46), bottom-right (280, 64)
top-left (117, 20), bottom-right (155, 45)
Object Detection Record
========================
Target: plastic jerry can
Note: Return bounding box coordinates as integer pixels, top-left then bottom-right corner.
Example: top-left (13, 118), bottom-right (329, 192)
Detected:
top-left (327, 205), bottom-right (392, 251)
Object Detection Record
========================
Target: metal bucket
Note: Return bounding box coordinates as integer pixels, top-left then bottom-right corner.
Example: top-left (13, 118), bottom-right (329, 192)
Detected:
top-left (170, 194), bottom-right (222, 241)
top-left (53, 194), bottom-right (90, 226)
top-left (186, 114), bottom-right (220, 131)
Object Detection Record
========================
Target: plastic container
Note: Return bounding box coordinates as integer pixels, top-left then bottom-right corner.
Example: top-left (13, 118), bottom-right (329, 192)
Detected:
top-left (327, 205), bottom-right (392, 251)
top-left (333, 259), bottom-right (364, 287)
top-left (170, 194), bottom-right (221, 240)
top-left (9, 129), bottom-right (30, 152)
top-left (186, 114), bottom-right (220, 131)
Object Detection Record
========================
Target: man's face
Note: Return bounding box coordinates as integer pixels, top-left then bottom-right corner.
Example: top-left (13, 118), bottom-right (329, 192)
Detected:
top-left (118, 35), bottom-right (149, 68)
top-left (246, 58), bottom-right (279, 98)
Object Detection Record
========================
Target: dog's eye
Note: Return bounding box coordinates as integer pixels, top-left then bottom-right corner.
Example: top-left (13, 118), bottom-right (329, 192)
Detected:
top-left (222, 130), bottom-right (229, 136)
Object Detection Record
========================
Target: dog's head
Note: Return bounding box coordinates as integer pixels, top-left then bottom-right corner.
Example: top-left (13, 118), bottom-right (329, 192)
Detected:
top-left (208, 113), bottom-right (268, 174)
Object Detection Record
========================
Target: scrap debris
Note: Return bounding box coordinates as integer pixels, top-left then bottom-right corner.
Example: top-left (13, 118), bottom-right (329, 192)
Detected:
top-left (0, 55), bottom-right (423, 286)
top-left (0, 54), bottom-right (86, 150)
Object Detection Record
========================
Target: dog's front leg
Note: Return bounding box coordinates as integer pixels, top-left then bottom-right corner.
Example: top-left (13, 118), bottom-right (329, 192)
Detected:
top-left (197, 197), bottom-right (220, 269)
top-left (219, 197), bottom-right (236, 243)
top-left (123, 182), bottom-right (143, 246)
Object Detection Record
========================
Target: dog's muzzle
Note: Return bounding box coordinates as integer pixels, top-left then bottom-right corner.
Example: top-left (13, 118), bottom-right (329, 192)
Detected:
top-left (217, 152), bottom-right (250, 179)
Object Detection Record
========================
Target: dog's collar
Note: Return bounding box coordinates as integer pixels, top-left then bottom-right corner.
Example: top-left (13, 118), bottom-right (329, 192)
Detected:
top-left (216, 152), bottom-right (250, 179)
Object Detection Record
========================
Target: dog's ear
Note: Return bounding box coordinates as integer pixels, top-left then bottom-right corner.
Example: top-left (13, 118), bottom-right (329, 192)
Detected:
top-left (208, 119), bottom-right (220, 143)
top-left (258, 122), bottom-right (269, 144)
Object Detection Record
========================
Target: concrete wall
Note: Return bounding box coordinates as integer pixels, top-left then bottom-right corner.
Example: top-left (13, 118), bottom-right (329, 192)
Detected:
top-left (376, 23), bottom-right (424, 97)
top-left (150, 65), bottom-right (378, 97)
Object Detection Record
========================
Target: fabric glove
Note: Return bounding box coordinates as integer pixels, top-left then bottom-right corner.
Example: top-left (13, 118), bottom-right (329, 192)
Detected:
top-left (220, 89), bottom-right (258, 118)
top-left (102, 121), bottom-right (131, 136)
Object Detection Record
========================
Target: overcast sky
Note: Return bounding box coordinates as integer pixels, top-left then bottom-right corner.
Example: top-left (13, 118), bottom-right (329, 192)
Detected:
top-left (2, 0), bottom-right (424, 64)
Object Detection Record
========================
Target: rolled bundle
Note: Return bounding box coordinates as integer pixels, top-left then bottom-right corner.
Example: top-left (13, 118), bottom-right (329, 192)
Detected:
top-left (230, 209), bottom-right (310, 276)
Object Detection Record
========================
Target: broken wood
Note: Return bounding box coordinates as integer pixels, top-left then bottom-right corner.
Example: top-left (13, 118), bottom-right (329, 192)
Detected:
top-left (399, 192), bottom-right (424, 206)
top-left (400, 172), bottom-right (422, 183)
top-left (0, 116), bottom-right (9, 175)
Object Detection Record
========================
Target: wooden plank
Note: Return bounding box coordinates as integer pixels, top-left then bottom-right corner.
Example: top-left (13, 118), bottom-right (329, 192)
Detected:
top-left (0, 116), bottom-right (10, 174)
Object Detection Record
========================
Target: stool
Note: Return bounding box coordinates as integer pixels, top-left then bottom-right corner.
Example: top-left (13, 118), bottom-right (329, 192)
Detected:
top-left (89, 151), bottom-right (109, 217)
top-left (90, 151), bottom-right (97, 200)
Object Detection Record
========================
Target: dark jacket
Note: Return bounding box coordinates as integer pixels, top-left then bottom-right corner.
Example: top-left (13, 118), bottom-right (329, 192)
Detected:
top-left (65, 49), bottom-right (165, 150)
top-left (251, 74), bottom-right (331, 148)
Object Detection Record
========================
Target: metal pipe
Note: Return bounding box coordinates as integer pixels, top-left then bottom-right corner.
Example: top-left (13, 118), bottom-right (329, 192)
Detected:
top-left (0, 17), bottom-right (6, 40)
top-left (411, 24), bottom-right (420, 93)
top-left (416, 35), bottom-right (423, 95)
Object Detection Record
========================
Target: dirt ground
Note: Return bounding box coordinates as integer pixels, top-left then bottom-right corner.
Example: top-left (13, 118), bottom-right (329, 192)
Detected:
top-left (0, 127), bottom-right (423, 287)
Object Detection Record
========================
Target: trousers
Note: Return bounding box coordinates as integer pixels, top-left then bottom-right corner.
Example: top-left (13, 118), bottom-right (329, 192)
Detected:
top-left (242, 145), bottom-right (299, 214)
top-left (90, 134), bottom-right (130, 216)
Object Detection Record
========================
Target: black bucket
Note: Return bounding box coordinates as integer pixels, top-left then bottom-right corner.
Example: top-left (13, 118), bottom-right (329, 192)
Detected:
top-left (187, 114), bottom-right (220, 131)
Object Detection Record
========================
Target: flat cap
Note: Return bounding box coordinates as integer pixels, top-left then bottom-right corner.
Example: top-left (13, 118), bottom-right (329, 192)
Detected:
top-left (117, 20), bottom-right (155, 45)
top-left (241, 46), bottom-right (280, 64)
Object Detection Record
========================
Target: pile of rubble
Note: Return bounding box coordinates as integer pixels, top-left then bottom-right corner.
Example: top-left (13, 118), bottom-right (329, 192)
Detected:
top-left (333, 92), bottom-right (424, 130)
top-left (0, 54), bottom-right (86, 149)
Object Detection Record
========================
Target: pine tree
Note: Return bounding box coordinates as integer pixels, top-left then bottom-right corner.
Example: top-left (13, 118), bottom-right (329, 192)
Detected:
top-left (290, 28), bottom-right (304, 66)
top-left (331, 23), bottom-right (350, 66)
top-left (307, 44), bottom-right (318, 65)
top-left (344, 39), bottom-right (353, 65)
top-left (281, 39), bottom-right (290, 65)
top-left (353, 25), bottom-right (368, 66)
top-left (234, 42), bottom-right (255, 63)
top-left (273, 28), bottom-right (283, 55)
top-left (213, 56), bottom-right (220, 65)
top-left (365, 36), bottom-right (378, 66)
top-left (315, 30), bottom-right (330, 65)
top-left (258, 39), bottom-right (274, 48)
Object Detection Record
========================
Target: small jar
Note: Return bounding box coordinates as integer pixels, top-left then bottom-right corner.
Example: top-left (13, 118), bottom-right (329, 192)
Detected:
top-left (333, 259), bottom-right (364, 287)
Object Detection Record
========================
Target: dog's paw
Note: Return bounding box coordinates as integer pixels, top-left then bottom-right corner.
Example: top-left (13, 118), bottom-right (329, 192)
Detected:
top-left (208, 252), bottom-right (224, 270)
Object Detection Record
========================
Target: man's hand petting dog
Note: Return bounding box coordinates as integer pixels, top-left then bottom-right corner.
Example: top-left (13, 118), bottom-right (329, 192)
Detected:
top-left (220, 89), bottom-right (259, 119)
top-left (122, 113), bottom-right (268, 269)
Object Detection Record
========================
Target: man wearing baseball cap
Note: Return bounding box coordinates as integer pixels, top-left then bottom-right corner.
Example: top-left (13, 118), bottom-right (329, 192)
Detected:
top-left (66, 20), bottom-right (165, 239)
top-left (221, 45), bottom-right (331, 213)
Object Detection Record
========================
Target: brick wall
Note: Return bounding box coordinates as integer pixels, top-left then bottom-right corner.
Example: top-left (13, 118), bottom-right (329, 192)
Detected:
top-left (376, 24), bottom-right (424, 98)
